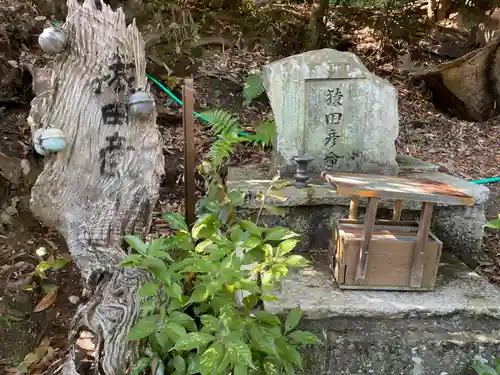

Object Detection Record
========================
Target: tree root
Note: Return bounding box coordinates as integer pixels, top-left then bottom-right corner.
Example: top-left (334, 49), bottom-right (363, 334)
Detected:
top-left (57, 267), bottom-right (147, 375)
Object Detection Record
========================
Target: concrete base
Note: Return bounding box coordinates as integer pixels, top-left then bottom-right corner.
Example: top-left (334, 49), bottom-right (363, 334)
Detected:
top-left (265, 252), bottom-right (500, 375)
top-left (227, 157), bottom-right (490, 268)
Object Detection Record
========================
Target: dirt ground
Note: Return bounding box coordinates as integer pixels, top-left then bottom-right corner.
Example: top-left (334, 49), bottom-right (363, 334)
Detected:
top-left (0, 1), bottom-right (499, 374)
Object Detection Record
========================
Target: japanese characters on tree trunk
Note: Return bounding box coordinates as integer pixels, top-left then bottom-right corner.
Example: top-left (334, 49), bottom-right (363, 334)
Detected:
top-left (27, 0), bottom-right (164, 374)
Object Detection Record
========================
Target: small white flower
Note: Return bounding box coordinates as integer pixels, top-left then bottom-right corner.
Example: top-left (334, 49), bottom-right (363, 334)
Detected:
top-left (36, 246), bottom-right (48, 257)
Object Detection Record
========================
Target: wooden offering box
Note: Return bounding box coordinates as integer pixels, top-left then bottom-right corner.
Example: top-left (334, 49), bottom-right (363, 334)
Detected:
top-left (322, 172), bottom-right (475, 291)
top-left (332, 219), bottom-right (442, 290)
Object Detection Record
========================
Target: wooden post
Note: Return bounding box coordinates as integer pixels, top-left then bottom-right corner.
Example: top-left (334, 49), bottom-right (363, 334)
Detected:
top-left (410, 202), bottom-right (434, 288)
top-left (392, 199), bottom-right (403, 221)
top-left (349, 197), bottom-right (359, 219)
top-left (354, 197), bottom-right (379, 284)
top-left (182, 79), bottom-right (196, 228)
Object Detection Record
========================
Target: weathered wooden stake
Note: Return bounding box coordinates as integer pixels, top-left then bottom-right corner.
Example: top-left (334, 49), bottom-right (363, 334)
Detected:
top-left (410, 202), bottom-right (434, 288)
top-left (392, 199), bottom-right (403, 221)
top-left (354, 197), bottom-right (379, 285)
top-left (348, 197), bottom-right (359, 219)
top-left (182, 78), bottom-right (196, 228)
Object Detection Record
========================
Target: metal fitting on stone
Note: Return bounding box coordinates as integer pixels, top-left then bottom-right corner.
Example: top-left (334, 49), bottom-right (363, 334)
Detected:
top-left (293, 155), bottom-right (314, 188)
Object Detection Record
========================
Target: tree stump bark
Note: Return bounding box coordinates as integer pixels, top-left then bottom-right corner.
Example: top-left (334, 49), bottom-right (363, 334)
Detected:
top-left (416, 39), bottom-right (500, 121)
top-left (27, 0), bottom-right (164, 374)
top-left (304, 0), bottom-right (329, 51)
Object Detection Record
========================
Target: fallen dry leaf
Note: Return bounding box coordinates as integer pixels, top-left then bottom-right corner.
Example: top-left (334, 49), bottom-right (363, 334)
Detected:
top-left (15, 338), bottom-right (51, 373)
top-left (5, 368), bottom-right (23, 375)
top-left (33, 290), bottom-right (57, 312)
top-left (29, 346), bottom-right (56, 374)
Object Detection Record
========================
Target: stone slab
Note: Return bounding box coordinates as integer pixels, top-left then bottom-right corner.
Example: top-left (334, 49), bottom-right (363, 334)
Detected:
top-left (265, 252), bottom-right (500, 320)
top-left (263, 49), bottom-right (399, 176)
top-left (265, 252), bottom-right (500, 375)
top-left (227, 155), bottom-right (440, 181)
top-left (396, 154), bottom-right (440, 173)
top-left (227, 166), bottom-right (489, 210)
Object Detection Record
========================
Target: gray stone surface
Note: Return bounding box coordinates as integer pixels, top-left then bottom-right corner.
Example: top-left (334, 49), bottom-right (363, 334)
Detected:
top-left (263, 49), bottom-right (399, 177)
top-left (433, 205), bottom-right (487, 269)
top-left (227, 164), bottom-right (489, 267)
top-left (266, 253), bottom-right (500, 319)
top-left (265, 253), bottom-right (500, 375)
top-left (486, 184), bottom-right (500, 217)
top-left (396, 154), bottom-right (440, 173)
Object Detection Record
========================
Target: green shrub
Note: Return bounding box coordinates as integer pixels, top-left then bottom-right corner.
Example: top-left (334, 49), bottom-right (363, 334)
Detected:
top-left (485, 215), bottom-right (500, 229)
top-left (123, 122), bottom-right (319, 374)
top-left (472, 359), bottom-right (500, 375)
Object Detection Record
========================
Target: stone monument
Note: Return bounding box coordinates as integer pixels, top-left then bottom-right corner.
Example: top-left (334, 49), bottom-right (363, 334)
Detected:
top-left (263, 48), bottom-right (399, 177)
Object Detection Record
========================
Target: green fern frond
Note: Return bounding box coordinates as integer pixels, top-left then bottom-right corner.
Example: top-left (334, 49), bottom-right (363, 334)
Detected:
top-left (243, 72), bottom-right (265, 106)
top-left (250, 119), bottom-right (275, 148)
top-left (200, 109), bottom-right (242, 136)
top-left (208, 138), bottom-right (234, 170)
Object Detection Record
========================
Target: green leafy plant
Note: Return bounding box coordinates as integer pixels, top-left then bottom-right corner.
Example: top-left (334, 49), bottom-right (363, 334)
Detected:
top-left (243, 72), bottom-right (265, 106)
top-left (486, 215), bottom-right (500, 229)
top-left (200, 108), bottom-right (243, 137)
top-left (472, 359), bottom-right (500, 375)
top-left (199, 109), bottom-right (246, 171)
top-left (200, 109), bottom-right (275, 169)
top-left (247, 119), bottom-right (275, 148)
top-left (122, 172), bottom-right (319, 374)
top-left (23, 247), bottom-right (71, 293)
top-left (242, 72), bottom-right (275, 147)
top-left (198, 71), bottom-right (274, 155)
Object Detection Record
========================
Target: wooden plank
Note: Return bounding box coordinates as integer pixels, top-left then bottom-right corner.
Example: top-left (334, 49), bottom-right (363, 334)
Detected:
top-left (339, 218), bottom-right (419, 227)
top-left (349, 197), bottom-right (359, 219)
top-left (340, 223), bottom-right (418, 233)
top-left (354, 197), bottom-right (379, 284)
top-left (182, 79), bottom-right (196, 228)
top-left (25, 5), bottom-right (165, 372)
top-left (338, 284), bottom-right (435, 291)
top-left (343, 230), bottom-right (419, 236)
top-left (410, 202), bottom-right (434, 288)
top-left (392, 199), bottom-right (403, 221)
top-left (322, 172), bottom-right (475, 206)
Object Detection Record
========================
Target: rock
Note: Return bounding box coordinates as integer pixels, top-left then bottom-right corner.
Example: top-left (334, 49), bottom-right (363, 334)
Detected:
top-left (0, 212), bottom-right (12, 225)
top-left (262, 48), bottom-right (399, 177)
top-left (265, 253), bottom-right (500, 375)
top-left (68, 295), bottom-right (80, 304)
top-left (35, 246), bottom-right (48, 257)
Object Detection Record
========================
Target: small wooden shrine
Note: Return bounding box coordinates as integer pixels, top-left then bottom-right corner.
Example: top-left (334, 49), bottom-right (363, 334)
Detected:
top-left (322, 172), bottom-right (475, 291)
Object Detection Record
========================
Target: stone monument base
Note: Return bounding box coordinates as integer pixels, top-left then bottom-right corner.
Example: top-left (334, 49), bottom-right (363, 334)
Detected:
top-left (227, 155), bottom-right (489, 269)
top-left (264, 252), bottom-right (500, 375)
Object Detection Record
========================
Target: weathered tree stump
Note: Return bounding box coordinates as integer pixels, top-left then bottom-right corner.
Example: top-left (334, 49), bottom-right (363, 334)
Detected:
top-left (27, 0), bottom-right (164, 373)
top-left (416, 39), bottom-right (500, 122)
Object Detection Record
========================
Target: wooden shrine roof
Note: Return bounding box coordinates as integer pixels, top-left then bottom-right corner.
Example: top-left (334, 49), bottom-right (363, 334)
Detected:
top-left (321, 172), bottom-right (475, 206)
